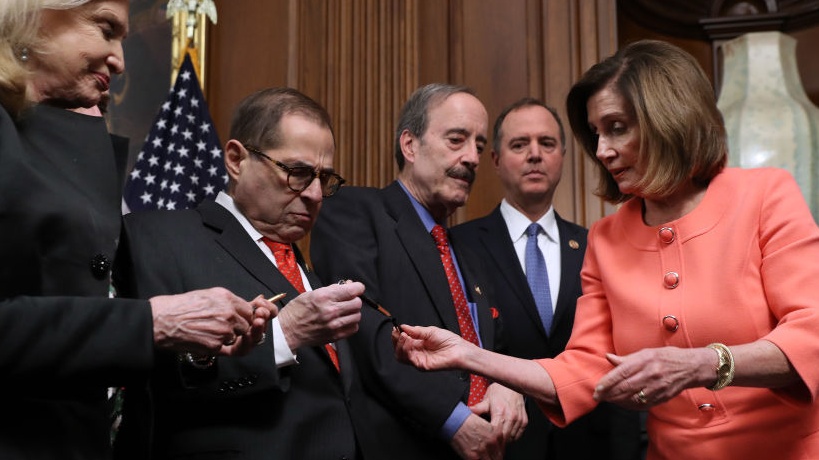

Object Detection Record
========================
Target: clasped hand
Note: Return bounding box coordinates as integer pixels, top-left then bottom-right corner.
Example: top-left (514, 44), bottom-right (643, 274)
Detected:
top-left (150, 287), bottom-right (277, 356)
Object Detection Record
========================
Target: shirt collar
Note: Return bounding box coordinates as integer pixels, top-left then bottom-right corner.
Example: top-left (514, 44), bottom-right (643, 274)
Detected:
top-left (397, 179), bottom-right (438, 232)
top-left (499, 199), bottom-right (558, 244)
top-left (215, 191), bottom-right (265, 242)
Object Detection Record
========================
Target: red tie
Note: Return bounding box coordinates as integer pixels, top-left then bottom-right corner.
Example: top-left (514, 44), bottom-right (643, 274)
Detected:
top-left (262, 238), bottom-right (341, 372)
top-left (430, 225), bottom-right (488, 406)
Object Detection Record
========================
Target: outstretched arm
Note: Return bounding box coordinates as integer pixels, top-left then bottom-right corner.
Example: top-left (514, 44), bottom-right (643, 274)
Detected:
top-left (395, 325), bottom-right (559, 409)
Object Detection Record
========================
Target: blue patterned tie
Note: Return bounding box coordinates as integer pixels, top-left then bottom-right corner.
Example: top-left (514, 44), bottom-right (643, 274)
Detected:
top-left (525, 223), bottom-right (553, 336)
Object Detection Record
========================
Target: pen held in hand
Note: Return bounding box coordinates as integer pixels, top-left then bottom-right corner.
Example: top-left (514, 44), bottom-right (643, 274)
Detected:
top-left (268, 293), bottom-right (286, 303)
top-left (359, 292), bottom-right (404, 333)
top-left (337, 280), bottom-right (403, 332)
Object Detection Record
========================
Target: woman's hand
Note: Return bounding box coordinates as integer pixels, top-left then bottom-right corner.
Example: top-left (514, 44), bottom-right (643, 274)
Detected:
top-left (593, 346), bottom-right (715, 409)
top-left (393, 324), bottom-right (474, 371)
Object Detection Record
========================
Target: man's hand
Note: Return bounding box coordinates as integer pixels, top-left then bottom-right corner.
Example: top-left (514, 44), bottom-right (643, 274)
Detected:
top-left (220, 294), bottom-right (277, 356)
top-left (277, 281), bottom-right (364, 349)
top-left (150, 287), bottom-right (273, 356)
top-left (470, 382), bottom-right (527, 442)
top-left (450, 413), bottom-right (504, 460)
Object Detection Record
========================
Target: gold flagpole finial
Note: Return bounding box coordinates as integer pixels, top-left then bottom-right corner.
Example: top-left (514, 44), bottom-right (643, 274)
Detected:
top-left (168, 0), bottom-right (217, 89)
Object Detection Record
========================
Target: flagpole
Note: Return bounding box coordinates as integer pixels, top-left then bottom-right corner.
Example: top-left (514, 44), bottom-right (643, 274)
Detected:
top-left (168, 0), bottom-right (217, 91)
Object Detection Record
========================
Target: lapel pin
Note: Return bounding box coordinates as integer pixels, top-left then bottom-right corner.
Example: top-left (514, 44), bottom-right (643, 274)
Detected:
top-left (475, 285), bottom-right (482, 296)
top-left (569, 239), bottom-right (580, 250)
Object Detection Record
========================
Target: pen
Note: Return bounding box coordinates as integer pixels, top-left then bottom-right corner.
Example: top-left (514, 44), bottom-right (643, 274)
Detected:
top-left (268, 293), bottom-right (287, 303)
top-left (337, 280), bottom-right (403, 332)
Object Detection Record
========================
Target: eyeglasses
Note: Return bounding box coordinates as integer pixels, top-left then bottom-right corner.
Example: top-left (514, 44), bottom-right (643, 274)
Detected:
top-left (243, 144), bottom-right (346, 197)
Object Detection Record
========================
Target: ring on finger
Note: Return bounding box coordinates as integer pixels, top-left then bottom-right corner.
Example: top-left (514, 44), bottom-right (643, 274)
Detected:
top-left (634, 389), bottom-right (648, 404)
top-left (256, 332), bottom-right (267, 346)
top-left (224, 335), bottom-right (237, 346)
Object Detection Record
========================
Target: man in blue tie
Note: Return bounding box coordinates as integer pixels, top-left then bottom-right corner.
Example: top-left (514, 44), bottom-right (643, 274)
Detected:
top-left (451, 98), bottom-right (643, 460)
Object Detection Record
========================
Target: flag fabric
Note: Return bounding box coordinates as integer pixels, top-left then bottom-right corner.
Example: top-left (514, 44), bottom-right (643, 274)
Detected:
top-left (123, 52), bottom-right (227, 212)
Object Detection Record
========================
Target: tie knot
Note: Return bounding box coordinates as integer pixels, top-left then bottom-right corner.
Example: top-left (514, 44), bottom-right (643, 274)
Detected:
top-left (262, 237), bottom-right (291, 256)
top-left (430, 225), bottom-right (449, 248)
top-left (526, 222), bottom-right (542, 239)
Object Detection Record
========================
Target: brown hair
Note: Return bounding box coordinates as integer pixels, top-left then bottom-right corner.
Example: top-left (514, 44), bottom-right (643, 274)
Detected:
top-left (229, 87), bottom-right (334, 150)
top-left (493, 97), bottom-right (565, 154)
top-left (566, 40), bottom-right (727, 203)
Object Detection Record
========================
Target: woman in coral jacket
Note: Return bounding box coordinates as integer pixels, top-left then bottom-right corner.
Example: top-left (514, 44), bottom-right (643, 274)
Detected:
top-left (394, 39), bottom-right (819, 459)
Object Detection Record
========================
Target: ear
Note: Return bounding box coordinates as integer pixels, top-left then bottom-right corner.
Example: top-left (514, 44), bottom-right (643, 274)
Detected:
top-left (491, 149), bottom-right (501, 170)
top-left (223, 139), bottom-right (246, 181)
top-left (399, 129), bottom-right (417, 166)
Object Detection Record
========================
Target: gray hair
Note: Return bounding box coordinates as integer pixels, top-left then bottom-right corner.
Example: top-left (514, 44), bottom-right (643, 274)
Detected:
top-left (393, 83), bottom-right (476, 170)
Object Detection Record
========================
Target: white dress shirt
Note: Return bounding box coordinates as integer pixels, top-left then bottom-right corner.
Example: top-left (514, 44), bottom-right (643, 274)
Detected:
top-left (216, 191), bottom-right (302, 367)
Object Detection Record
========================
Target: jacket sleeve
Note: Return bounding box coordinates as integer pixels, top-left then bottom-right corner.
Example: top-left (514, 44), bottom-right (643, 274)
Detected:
top-left (0, 295), bottom-right (154, 386)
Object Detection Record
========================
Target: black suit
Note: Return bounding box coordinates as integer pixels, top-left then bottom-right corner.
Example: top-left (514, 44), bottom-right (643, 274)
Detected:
top-left (113, 200), bottom-right (395, 460)
top-left (452, 206), bottom-right (642, 460)
top-left (0, 105), bottom-right (153, 460)
top-left (310, 182), bottom-right (501, 459)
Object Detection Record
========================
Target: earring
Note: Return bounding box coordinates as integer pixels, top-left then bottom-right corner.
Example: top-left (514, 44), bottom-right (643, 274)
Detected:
top-left (19, 47), bottom-right (29, 62)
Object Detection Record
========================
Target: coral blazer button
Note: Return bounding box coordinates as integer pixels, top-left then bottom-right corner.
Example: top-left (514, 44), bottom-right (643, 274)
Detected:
top-left (663, 271), bottom-right (680, 288)
top-left (658, 227), bottom-right (675, 244)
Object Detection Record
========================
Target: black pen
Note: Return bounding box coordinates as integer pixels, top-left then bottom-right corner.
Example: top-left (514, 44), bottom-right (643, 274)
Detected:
top-left (338, 280), bottom-right (403, 332)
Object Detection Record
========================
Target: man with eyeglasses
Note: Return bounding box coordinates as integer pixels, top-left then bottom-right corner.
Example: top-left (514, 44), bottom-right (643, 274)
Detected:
top-left (112, 87), bottom-right (397, 460)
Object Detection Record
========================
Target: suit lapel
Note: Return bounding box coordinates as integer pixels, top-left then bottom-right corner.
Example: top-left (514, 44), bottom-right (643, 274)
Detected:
top-left (553, 213), bottom-right (585, 330)
top-left (480, 208), bottom-right (549, 337)
top-left (197, 201), bottom-right (298, 299)
top-left (381, 183), bottom-right (461, 333)
top-left (449, 240), bottom-right (494, 350)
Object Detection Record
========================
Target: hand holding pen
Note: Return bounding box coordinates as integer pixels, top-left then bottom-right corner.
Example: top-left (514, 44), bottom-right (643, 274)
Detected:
top-left (337, 280), bottom-right (403, 333)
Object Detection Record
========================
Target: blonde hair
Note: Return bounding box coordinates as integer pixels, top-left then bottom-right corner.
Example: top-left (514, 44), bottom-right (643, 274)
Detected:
top-left (567, 40), bottom-right (727, 203)
top-left (0, 0), bottom-right (90, 116)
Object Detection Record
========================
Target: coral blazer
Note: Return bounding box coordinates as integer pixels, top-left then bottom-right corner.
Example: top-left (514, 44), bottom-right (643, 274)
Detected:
top-left (538, 168), bottom-right (819, 459)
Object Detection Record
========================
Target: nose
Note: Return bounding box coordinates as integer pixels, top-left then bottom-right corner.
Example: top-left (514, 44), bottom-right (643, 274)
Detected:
top-left (300, 175), bottom-right (324, 202)
top-left (108, 42), bottom-right (125, 74)
top-left (462, 141), bottom-right (481, 168)
top-left (526, 140), bottom-right (542, 162)
top-left (595, 136), bottom-right (614, 162)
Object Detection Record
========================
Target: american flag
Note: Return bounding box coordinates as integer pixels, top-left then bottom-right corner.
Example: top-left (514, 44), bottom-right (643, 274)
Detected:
top-left (123, 53), bottom-right (226, 212)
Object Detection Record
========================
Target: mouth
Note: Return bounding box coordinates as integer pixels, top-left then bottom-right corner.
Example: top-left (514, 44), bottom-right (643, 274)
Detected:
top-left (93, 73), bottom-right (110, 92)
top-left (608, 167), bottom-right (627, 180)
top-left (446, 166), bottom-right (475, 186)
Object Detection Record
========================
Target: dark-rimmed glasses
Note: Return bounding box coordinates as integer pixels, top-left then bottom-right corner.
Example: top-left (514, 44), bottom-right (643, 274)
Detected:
top-left (243, 144), bottom-right (346, 197)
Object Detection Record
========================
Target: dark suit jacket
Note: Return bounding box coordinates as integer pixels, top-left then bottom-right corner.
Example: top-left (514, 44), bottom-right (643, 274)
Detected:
top-left (452, 206), bottom-right (642, 460)
top-left (0, 105), bottom-right (154, 460)
top-left (310, 182), bottom-right (501, 460)
top-left (113, 200), bottom-right (396, 460)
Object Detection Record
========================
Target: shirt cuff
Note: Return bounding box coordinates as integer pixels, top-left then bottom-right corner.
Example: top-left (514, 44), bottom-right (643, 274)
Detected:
top-left (272, 317), bottom-right (298, 367)
top-left (440, 402), bottom-right (471, 440)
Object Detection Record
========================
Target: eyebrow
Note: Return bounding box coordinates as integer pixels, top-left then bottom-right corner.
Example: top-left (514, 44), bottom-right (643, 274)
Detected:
top-left (280, 159), bottom-right (336, 174)
top-left (508, 134), bottom-right (557, 144)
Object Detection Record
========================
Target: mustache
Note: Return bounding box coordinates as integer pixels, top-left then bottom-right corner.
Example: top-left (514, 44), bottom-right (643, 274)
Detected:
top-left (446, 165), bottom-right (476, 185)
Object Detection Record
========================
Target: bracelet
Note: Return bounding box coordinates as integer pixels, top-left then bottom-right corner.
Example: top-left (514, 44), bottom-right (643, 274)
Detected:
top-left (705, 343), bottom-right (735, 391)
top-left (180, 352), bottom-right (215, 369)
